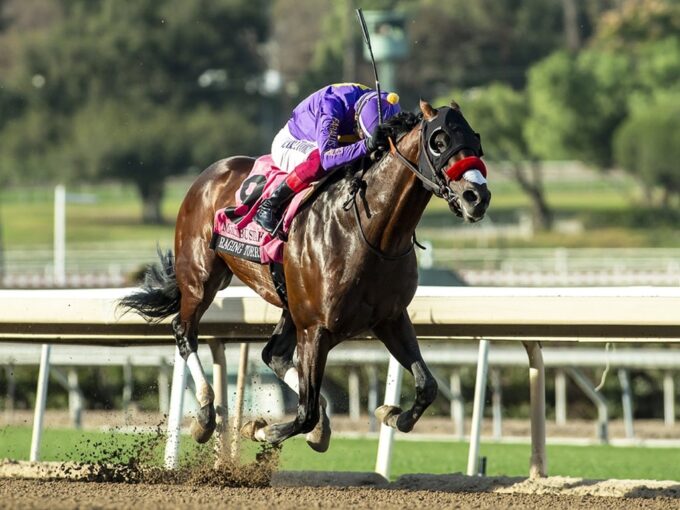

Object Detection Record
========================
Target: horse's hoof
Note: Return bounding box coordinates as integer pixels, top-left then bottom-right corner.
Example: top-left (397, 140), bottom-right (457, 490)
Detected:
top-left (190, 403), bottom-right (216, 443)
top-left (375, 404), bottom-right (402, 428)
top-left (306, 406), bottom-right (331, 453)
top-left (240, 418), bottom-right (268, 441)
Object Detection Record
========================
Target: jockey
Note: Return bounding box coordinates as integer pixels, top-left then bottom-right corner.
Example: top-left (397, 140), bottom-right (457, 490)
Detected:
top-left (254, 82), bottom-right (401, 233)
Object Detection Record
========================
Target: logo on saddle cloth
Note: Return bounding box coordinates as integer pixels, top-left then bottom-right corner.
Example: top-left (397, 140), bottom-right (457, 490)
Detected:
top-left (211, 155), bottom-right (309, 265)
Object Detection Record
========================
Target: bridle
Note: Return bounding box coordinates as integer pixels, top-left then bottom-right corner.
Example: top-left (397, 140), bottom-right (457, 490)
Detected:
top-left (389, 120), bottom-right (487, 208)
top-left (342, 115), bottom-right (486, 260)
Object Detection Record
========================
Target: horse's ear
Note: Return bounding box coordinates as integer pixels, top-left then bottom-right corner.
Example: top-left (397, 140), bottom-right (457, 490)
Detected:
top-left (420, 99), bottom-right (438, 120)
top-left (450, 100), bottom-right (461, 111)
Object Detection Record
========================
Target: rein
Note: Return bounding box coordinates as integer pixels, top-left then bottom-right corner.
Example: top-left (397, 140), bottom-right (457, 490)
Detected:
top-left (342, 165), bottom-right (419, 261)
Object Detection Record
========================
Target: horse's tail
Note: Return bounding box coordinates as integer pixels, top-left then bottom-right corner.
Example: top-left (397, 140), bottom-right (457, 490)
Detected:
top-left (118, 248), bottom-right (181, 323)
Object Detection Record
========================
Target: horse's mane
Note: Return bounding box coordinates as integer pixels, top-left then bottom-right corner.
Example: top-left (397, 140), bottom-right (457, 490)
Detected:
top-left (381, 111), bottom-right (422, 141)
top-left (314, 111), bottom-right (424, 195)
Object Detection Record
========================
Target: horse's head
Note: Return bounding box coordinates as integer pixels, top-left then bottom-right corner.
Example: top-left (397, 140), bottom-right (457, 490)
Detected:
top-left (418, 100), bottom-right (491, 223)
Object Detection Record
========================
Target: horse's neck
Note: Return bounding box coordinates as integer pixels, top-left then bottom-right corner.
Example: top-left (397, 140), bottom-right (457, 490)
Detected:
top-left (361, 130), bottom-right (432, 254)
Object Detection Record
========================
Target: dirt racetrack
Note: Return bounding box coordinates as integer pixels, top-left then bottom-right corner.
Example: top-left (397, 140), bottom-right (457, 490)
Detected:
top-left (1, 478), bottom-right (679, 510)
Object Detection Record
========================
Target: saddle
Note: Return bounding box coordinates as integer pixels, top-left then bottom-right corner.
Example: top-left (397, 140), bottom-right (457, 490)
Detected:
top-left (211, 155), bottom-right (316, 265)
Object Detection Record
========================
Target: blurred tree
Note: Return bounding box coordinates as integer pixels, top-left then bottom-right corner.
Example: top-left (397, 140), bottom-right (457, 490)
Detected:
top-left (271, 0), bottom-right (573, 107)
top-left (0, 0), bottom-right (62, 73)
top-left (398, 0), bottom-right (565, 101)
top-left (524, 49), bottom-right (632, 168)
top-left (3, 0), bottom-right (269, 223)
top-left (592, 0), bottom-right (680, 51)
top-left (56, 100), bottom-right (258, 223)
top-left (614, 93), bottom-right (680, 206)
top-left (439, 84), bottom-right (553, 230)
top-left (525, 0), bottom-right (680, 170)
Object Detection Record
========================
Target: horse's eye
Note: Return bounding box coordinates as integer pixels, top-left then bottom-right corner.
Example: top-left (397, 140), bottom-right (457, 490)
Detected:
top-left (428, 129), bottom-right (450, 156)
top-left (435, 132), bottom-right (449, 152)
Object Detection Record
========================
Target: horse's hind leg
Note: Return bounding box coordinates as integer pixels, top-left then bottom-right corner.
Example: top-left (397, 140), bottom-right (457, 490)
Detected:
top-left (242, 311), bottom-right (331, 452)
top-left (174, 252), bottom-right (233, 443)
top-left (246, 324), bottom-right (331, 446)
top-left (372, 310), bottom-right (438, 433)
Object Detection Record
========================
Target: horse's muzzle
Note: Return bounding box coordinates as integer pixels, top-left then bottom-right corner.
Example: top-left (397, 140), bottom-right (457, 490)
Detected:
top-left (456, 182), bottom-right (491, 223)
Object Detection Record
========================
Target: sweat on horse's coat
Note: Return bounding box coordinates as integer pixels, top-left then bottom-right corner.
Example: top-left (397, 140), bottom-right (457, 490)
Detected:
top-left (119, 100), bottom-right (491, 452)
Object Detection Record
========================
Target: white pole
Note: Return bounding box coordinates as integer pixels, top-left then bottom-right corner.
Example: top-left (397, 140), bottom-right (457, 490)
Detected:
top-left (567, 367), bottom-right (608, 443)
top-left (231, 343), bottom-right (250, 461)
top-left (490, 368), bottom-right (502, 440)
top-left (158, 358), bottom-right (170, 414)
top-left (367, 365), bottom-right (379, 433)
top-left (208, 340), bottom-right (228, 460)
top-left (524, 341), bottom-right (547, 478)
top-left (67, 368), bottom-right (82, 429)
top-left (164, 348), bottom-right (187, 469)
top-left (53, 185), bottom-right (66, 287)
top-left (664, 372), bottom-right (675, 427)
top-left (450, 370), bottom-right (464, 440)
top-left (555, 368), bottom-right (567, 426)
top-left (466, 339), bottom-right (489, 476)
top-left (618, 368), bottom-right (634, 439)
top-left (348, 367), bottom-right (361, 421)
top-left (375, 355), bottom-right (403, 480)
top-left (30, 344), bottom-right (51, 462)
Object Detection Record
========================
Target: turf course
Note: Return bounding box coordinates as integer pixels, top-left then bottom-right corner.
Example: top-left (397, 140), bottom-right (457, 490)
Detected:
top-left (4, 171), bottom-right (680, 250)
top-left (1, 426), bottom-right (678, 481)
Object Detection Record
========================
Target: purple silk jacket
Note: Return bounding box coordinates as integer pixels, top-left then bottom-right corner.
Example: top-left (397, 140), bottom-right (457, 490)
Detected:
top-left (286, 83), bottom-right (372, 171)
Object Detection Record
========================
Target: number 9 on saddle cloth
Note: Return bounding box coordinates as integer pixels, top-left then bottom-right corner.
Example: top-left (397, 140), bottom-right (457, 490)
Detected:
top-left (210, 154), bottom-right (318, 266)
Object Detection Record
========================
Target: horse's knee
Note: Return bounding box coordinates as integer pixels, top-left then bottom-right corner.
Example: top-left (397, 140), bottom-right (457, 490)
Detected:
top-left (261, 339), bottom-right (294, 379)
top-left (173, 316), bottom-right (197, 360)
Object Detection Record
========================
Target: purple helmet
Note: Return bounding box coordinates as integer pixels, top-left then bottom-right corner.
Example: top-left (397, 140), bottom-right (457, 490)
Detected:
top-left (355, 91), bottom-right (401, 138)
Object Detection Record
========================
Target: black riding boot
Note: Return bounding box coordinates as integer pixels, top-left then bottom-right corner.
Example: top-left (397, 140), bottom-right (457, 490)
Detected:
top-left (253, 180), bottom-right (296, 233)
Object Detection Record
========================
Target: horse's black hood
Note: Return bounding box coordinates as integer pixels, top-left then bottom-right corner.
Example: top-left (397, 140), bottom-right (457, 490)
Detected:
top-left (419, 107), bottom-right (484, 175)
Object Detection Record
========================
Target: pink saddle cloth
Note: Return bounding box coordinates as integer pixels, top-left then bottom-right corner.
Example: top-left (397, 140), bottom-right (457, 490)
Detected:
top-left (212, 155), bottom-right (311, 264)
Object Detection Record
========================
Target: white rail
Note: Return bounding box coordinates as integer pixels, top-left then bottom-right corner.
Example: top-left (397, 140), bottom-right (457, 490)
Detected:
top-left (2, 286), bottom-right (680, 478)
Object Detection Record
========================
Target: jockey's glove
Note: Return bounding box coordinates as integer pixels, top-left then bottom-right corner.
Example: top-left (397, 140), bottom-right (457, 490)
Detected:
top-left (365, 124), bottom-right (390, 153)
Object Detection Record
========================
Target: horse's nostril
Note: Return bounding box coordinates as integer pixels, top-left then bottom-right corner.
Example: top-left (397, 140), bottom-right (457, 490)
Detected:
top-left (462, 190), bottom-right (479, 205)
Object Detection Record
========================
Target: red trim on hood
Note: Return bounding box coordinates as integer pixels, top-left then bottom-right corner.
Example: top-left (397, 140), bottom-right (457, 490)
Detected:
top-left (444, 156), bottom-right (487, 181)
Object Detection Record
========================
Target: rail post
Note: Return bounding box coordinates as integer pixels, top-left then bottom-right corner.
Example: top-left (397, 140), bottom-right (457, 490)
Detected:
top-left (375, 354), bottom-right (403, 479)
top-left (523, 341), bottom-right (547, 478)
top-left (450, 369), bottom-right (465, 440)
top-left (231, 342), bottom-right (249, 461)
top-left (664, 372), bottom-right (675, 427)
top-left (209, 339), bottom-right (229, 460)
top-left (466, 339), bottom-right (489, 476)
top-left (30, 344), bottom-right (51, 462)
top-left (164, 348), bottom-right (187, 469)
top-left (555, 368), bottom-right (567, 426)
top-left (618, 368), bottom-right (634, 439)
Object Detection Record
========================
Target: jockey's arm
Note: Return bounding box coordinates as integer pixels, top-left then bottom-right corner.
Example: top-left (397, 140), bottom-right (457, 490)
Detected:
top-left (316, 104), bottom-right (368, 171)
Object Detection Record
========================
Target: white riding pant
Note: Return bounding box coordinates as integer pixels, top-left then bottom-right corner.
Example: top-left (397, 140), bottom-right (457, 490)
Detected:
top-left (271, 124), bottom-right (318, 173)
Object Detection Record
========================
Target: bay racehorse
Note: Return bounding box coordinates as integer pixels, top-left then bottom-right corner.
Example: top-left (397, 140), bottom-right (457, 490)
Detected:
top-left (119, 100), bottom-right (491, 452)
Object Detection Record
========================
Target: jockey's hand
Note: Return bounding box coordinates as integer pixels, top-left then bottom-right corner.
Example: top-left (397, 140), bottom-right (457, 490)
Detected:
top-left (365, 124), bottom-right (390, 153)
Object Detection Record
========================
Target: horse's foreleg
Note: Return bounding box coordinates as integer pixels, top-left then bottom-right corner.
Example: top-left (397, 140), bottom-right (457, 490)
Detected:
top-left (250, 311), bottom-right (331, 451)
top-left (372, 310), bottom-right (438, 433)
top-left (254, 325), bottom-right (331, 446)
top-left (174, 254), bottom-right (232, 443)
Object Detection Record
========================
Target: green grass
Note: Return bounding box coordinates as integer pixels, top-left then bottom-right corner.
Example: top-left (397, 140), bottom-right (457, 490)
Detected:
top-left (0, 181), bottom-right (182, 247)
top-left (0, 171), bottom-right (676, 249)
top-left (2, 426), bottom-right (679, 481)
